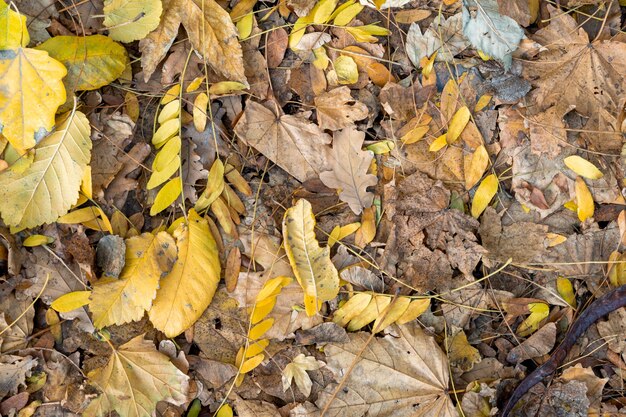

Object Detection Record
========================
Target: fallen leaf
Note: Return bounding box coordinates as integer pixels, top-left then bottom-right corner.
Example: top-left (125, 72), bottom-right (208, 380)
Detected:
top-left (406, 13), bottom-right (468, 66)
top-left (471, 174), bottom-right (498, 218)
top-left (564, 156), bottom-right (603, 180)
top-left (575, 176), bottom-right (594, 222)
top-left (234, 100), bottom-right (332, 182)
top-left (507, 322), bottom-right (556, 363)
top-left (0, 1), bottom-right (29, 49)
top-left (283, 199), bottom-right (340, 315)
top-left (282, 354), bottom-right (322, 397)
top-left (149, 209), bottom-right (221, 337)
top-left (314, 87), bottom-right (368, 131)
top-left (51, 290), bottom-right (92, 313)
top-left (320, 127), bottom-right (377, 215)
top-left (103, 0), bottom-right (163, 42)
top-left (0, 356), bottom-right (37, 398)
top-left (447, 328), bottom-right (481, 372)
top-left (84, 335), bottom-right (189, 417)
top-left (0, 110), bottom-right (91, 229)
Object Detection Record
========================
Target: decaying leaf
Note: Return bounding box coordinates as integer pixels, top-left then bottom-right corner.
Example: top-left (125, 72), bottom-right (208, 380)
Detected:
top-left (314, 86), bottom-right (368, 131)
top-left (283, 199), bottom-right (340, 316)
top-left (149, 209), bottom-right (221, 337)
top-left (234, 100), bottom-right (332, 182)
top-left (406, 13), bottom-right (468, 66)
top-left (318, 323), bottom-right (458, 416)
top-left (320, 127), bottom-right (377, 215)
top-left (0, 110), bottom-right (91, 229)
top-left (282, 354), bottom-right (322, 397)
top-left (84, 335), bottom-right (189, 417)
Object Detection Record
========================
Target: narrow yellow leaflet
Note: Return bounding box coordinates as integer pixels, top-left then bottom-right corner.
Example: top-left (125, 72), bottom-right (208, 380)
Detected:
top-left (208, 81), bottom-right (247, 95)
top-left (401, 125), bottom-right (429, 145)
top-left (150, 177), bottom-right (182, 216)
top-left (474, 94), bottom-right (492, 112)
top-left (193, 93), bottom-right (208, 132)
top-left (289, 16), bottom-right (312, 49)
top-left (328, 0), bottom-right (355, 21)
top-left (255, 276), bottom-right (291, 303)
top-left (103, 0), bottom-right (163, 42)
top-left (396, 298), bottom-right (430, 324)
top-left (245, 339), bottom-right (269, 358)
top-left (158, 99), bottom-right (181, 124)
top-left (161, 84), bottom-right (180, 105)
top-left (81, 166), bottom-right (93, 199)
top-left (312, 0), bottom-right (338, 24)
top-left (35, 35), bottom-right (128, 93)
top-left (90, 232), bottom-right (177, 328)
top-left (372, 296), bottom-right (410, 333)
top-left (58, 206), bottom-right (104, 224)
top-left (152, 118), bottom-right (180, 147)
top-left (575, 176), bottom-right (594, 222)
top-left (446, 106), bottom-right (470, 144)
top-left (328, 222), bottom-right (361, 247)
top-left (556, 277), bottom-right (576, 308)
top-left (517, 302), bottom-right (549, 336)
top-left (347, 295), bottom-right (390, 331)
top-left (0, 1), bottom-right (29, 49)
top-left (148, 156), bottom-right (180, 189)
top-left (333, 3), bottom-right (363, 26)
top-left (236, 13), bottom-right (254, 39)
top-left (149, 209), bottom-right (221, 337)
top-left (152, 136), bottom-right (181, 172)
top-left (564, 155), bottom-right (603, 180)
top-left (471, 174), bottom-right (498, 218)
top-left (333, 292), bottom-right (372, 327)
top-left (429, 134), bottom-right (447, 152)
top-left (283, 199), bottom-right (340, 316)
top-left (0, 47), bottom-right (67, 150)
top-left (0, 111), bottom-right (91, 228)
top-left (22, 235), bottom-right (54, 247)
top-left (195, 159), bottom-right (225, 211)
top-left (240, 353), bottom-right (264, 374)
top-left (51, 291), bottom-right (92, 313)
top-left (186, 76), bottom-right (205, 92)
top-left (464, 144), bottom-right (489, 190)
top-left (216, 404), bottom-right (234, 417)
top-left (249, 318), bottom-right (274, 340)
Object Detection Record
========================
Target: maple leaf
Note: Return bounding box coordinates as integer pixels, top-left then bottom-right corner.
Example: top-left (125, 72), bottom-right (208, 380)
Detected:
top-left (90, 232), bottom-right (178, 328)
top-left (83, 335), bottom-right (189, 417)
top-left (314, 86), bottom-right (369, 131)
top-left (234, 100), bottom-right (332, 183)
top-left (282, 354), bottom-right (322, 397)
top-left (148, 209), bottom-right (221, 337)
top-left (317, 322), bottom-right (458, 417)
top-left (320, 127), bottom-right (378, 215)
top-left (139, 0), bottom-right (247, 84)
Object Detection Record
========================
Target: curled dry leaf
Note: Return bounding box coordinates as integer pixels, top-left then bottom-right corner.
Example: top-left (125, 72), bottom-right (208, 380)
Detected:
top-left (319, 127), bottom-right (378, 214)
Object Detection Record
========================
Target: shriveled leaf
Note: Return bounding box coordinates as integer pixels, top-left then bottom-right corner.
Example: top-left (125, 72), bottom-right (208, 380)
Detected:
top-left (314, 87), bottom-right (368, 131)
top-left (318, 323), bottom-right (458, 416)
top-left (0, 47), bottom-right (66, 150)
top-left (90, 232), bottom-right (177, 328)
top-left (84, 335), bottom-right (189, 417)
top-left (470, 174), bottom-right (498, 218)
top-left (0, 111), bottom-right (91, 229)
top-left (564, 156), bottom-right (603, 180)
top-left (103, 0), bottom-right (163, 42)
top-left (149, 209), bottom-right (221, 337)
top-left (139, 0), bottom-right (247, 84)
top-left (283, 199), bottom-right (340, 316)
top-left (320, 127), bottom-right (377, 215)
top-left (35, 35), bottom-right (128, 93)
top-left (406, 13), bottom-right (468, 65)
top-left (0, 1), bottom-right (29, 49)
top-left (234, 100), bottom-right (332, 182)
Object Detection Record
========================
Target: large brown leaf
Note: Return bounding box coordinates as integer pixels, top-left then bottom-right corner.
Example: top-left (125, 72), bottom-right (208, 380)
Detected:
top-left (314, 87), bottom-right (368, 131)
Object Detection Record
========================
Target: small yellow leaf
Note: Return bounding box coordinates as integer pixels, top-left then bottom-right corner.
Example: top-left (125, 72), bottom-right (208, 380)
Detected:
top-left (312, 0), bottom-right (338, 24)
top-left (446, 106), bottom-right (471, 144)
top-left (347, 295), bottom-right (391, 331)
top-left (256, 276), bottom-right (292, 302)
top-left (283, 199), bottom-right (340, 316)
top-left (216, 404), bottom-right (234, 417)
top-left (195, 159), bottom-right (225, 212)
top-left (474, 94), bottom-right (492, 112)
top-left (150, 177), bottom-right (182, 216)
top-left (372, 296), bottom-right (410, 333)
top-left (224, 164), bottom-right (253, 196)
top-left (471, 174), bottom-right (498, 218)
top-left (210, 197), bottom-right (236, 237)
top-left (440, 78), bottom-right (459, 122)
top-left (333, 3), bottom-right (364, 26)
top-left (334, 55), bottom-right (359, 85)
top-left (464, 145), bottom-right (489, 190)
top-left (575, 176), bottom-right (594, 222)
top-left (564, 155), bottom-right (603, 180)
top-left (448, 330), bottom-right (481, 372)
top-left (152, 118), bottom-right (180, 147)
top-left (240, 353), bottom-right (264, 374)
top-left (289, 16), bottom-right (312, 49)
top-left (193, 93), bottom-right (208, 132)
top-left (158, 99), bottom-right (181, 124)
top-left (328, 222), bottom-right (361, 247)
top-left (58, 206), bottom-right (113, 233)
top-left (51, 291), bottom-right (92, 313)
top-left (81, 166), bottom-right (93, 199)
top-left (546, 232), bottom-right (567, 247)
top-left (152, 136), bottom-right (181, 172)
top-left (429, 134), bottom-right (447, 152)
top-left (517, 302), bottom-right (549, 337)
top-left (148, 155), bottom-right (180, 190)
top-left (103, 0), bottom-right (163, 43)
top-left (250, 296), bottom-right (276, 324)
top-left (236, 13), bottom-right (254, 39)
top-left (313, 47), bottom-right (329, 70)
top-left (608, 251), bottom-right (626, 287)
top-left (354, 206), bottom-right (376, 248)
top-left (209, 81), bottom-right (248, 96)
top-left (564, 200), bottom-right (578, 212)
top-left (556, 277), bottom-right (576, 308)
top-left (186, 76), bottom-right (205, 92)
top-left (249, 318), bottom-right (275, 340)
top-left (23, 234), bottom-right (54, 247)
top-left (0, 1), bottom-right (29, 49)
top-left (401, 125), bottom-right (430, 145)
top-left (366, 139), bottom-right (394, 154)
top-left (328, 0), bottom-right (355, 21)
top-left (420, 52), bottom-right (436, 77)
top-left (245, 339), bottom-right (270, 358)
top-left (333, 292), bottom-right (373, 327)
top-left (161, 84), bottom-right (181, 105)
top-left (396, 298), bottom-right (430, 324)
top-left (345, 25), bottom-right (389, 43)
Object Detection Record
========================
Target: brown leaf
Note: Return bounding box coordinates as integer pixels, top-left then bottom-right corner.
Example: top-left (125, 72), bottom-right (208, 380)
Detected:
top-left (320, 127), bottom-right (377, 215)
top-left (234, 100), bottom-right (332, 182)
top-left (266, 27), bottom-right (288, 69)
top-left (0, 356), bottom-right (37, 397)
top-left (507, 322), bottom-right (556, 363)
top-left (314, 87), bottom-right (368, 131)
top-left (181, 138), bottom-right (208, 204)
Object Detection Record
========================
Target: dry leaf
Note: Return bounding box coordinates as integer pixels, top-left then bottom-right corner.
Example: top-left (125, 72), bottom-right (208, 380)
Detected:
top-left (103, 0), bottom-right (163, 42)
top-left (320, 127), bottom-right (377, 214)
top-left (234, 100), bottom-right (332, 182)
top-left (0, 356), bottom-right (37, 397)
top-left (282, 354), bottom-right (322, 397)
top-left (314, 87), bottom-right (368, 131)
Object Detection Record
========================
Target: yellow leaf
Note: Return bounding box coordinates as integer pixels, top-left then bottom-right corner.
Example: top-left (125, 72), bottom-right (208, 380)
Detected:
top-left (575, 176), bottom-right (594, 222)
top-left (396, 298), bottom-right (430, 324)
top-left (283, 199), bottom-right (340, 316)
top-left (420, 52), bottom-right (436, 77)
top-left (429, 134), bottom-right (447, 152)
top-left (152, 119), bottom-right (180, 147)
top-left (345, 25), bottom-right (389, 43)
top-left (517, 302), bottom-right (549, 337)
top-left (150, 177), bottom-right (182, 216)
top-left (193, 93), bottom-right (208, 132)
top-left (608, 251), bottom-right (626, 287)
top-left (103, 0), bottom-right (163, 42)
top-left (447, 330), bottom-right (481, 372)
top-left (81, 165), bottom-right (93, 199)
top-left (401, 125), bottom-right (430, 145)
top-left (148, 155), bottom-right (180, 190)
top-left (51, 291), bottom-right (92, 313)
top-left (240, 353), bottom-right (265, 374)
top-left (0, 1), bottom-right (29, 49)
top-left (236, 13), bottom-right (254, 39)
top-left (255, 276), bottom-right (292, 302)
top-left (312, 0), bottom-right (338, 24)
top-left (328, 222), bottom-right (361, 247)
top-left (546, 232), bottom-right (567, 247)
top-left (195, 159), bottom-right (225, 211)
top-left (0, 47), bottom-right (67, 150)
top-left (249, 318), bottom-right (275, 340)
top-left (210, 196), bottom-right (236, 237)
top-left (161, 84), bottom-right (180, 105)
top-left (333, 3), bottom-right (363, 26)
top-left (0, 111), bottom-right (91, 228)
top-left (186, 76), bottom-right (205, 92)
top-left (366, 139), bottom-right (394, 154)
top-left (152, 135), bottom-right (181, 172)
top-left (35, 35), bottom-right (128, 93)
top-left (564, 155), bottom-right (603, 180)
top-left (440, 78), bottom-right (459, 122)
top-left (90, 232), bottom-right (177, 328)
top-left (464, 145), bottom-right (489, 190)
top-left (354, 206), bottom-right (376, 248)
top-left (83, 335), bottom-right (188, 417)
top-left (446, 106), bottom-right (471, 144)
top-left (564, 200), bottom-right (578, 212)
top-left (288, 15), bottom-right (312, 49)
top-left (474, 94), bottom-right (492, 112)
top-left (224, 163), bottom-right (253, 196)
top-left (556, 277), bottom-right (576, 308)
top-left (22, 234), bottom-right (54, 247)
top-left (250, 296), bottom-right (276, 324)
top-left (333, 292), bottom-right (372, 327)
top-left (372, 296), bottom-right (410, 333)
top-left (313, 47), bottom-right (329, 70)
top-left (216, 404), bottom-right (233, 417)
top-left (209, 81), bottom-right (247, 95)
top-left (347, 295), bottom-right (390, 331)
top-left (58, 206), bottom-right (113, 233)
top-left (245, 339), bottom-right (270, 358)
top-left (149, 210), bottom-right (221, 337)
top-left (158, 99), bottom-right (181, 124)
top-left (471, 174), bottom-right (498, 218)
top-left (334, 55), bottom-right (358, 85)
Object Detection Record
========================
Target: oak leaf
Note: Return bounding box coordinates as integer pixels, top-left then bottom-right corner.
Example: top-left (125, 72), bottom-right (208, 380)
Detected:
top-left (90, 232), bottom-right (177, 328)
top-left (0, 110), bottom-right (91, 229)
top-left (234, 100), bottom-right (332, 182)
top-left (149, 209), bottom-right (221, 337)
top-left (83, 335), bottom-right (189, 417)
top-left (139, 0), bottom-right (247, 84)
top-left (314, 86), bottom-right (368, 131)
top-left (320, 127), bottom-right (377, 214)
